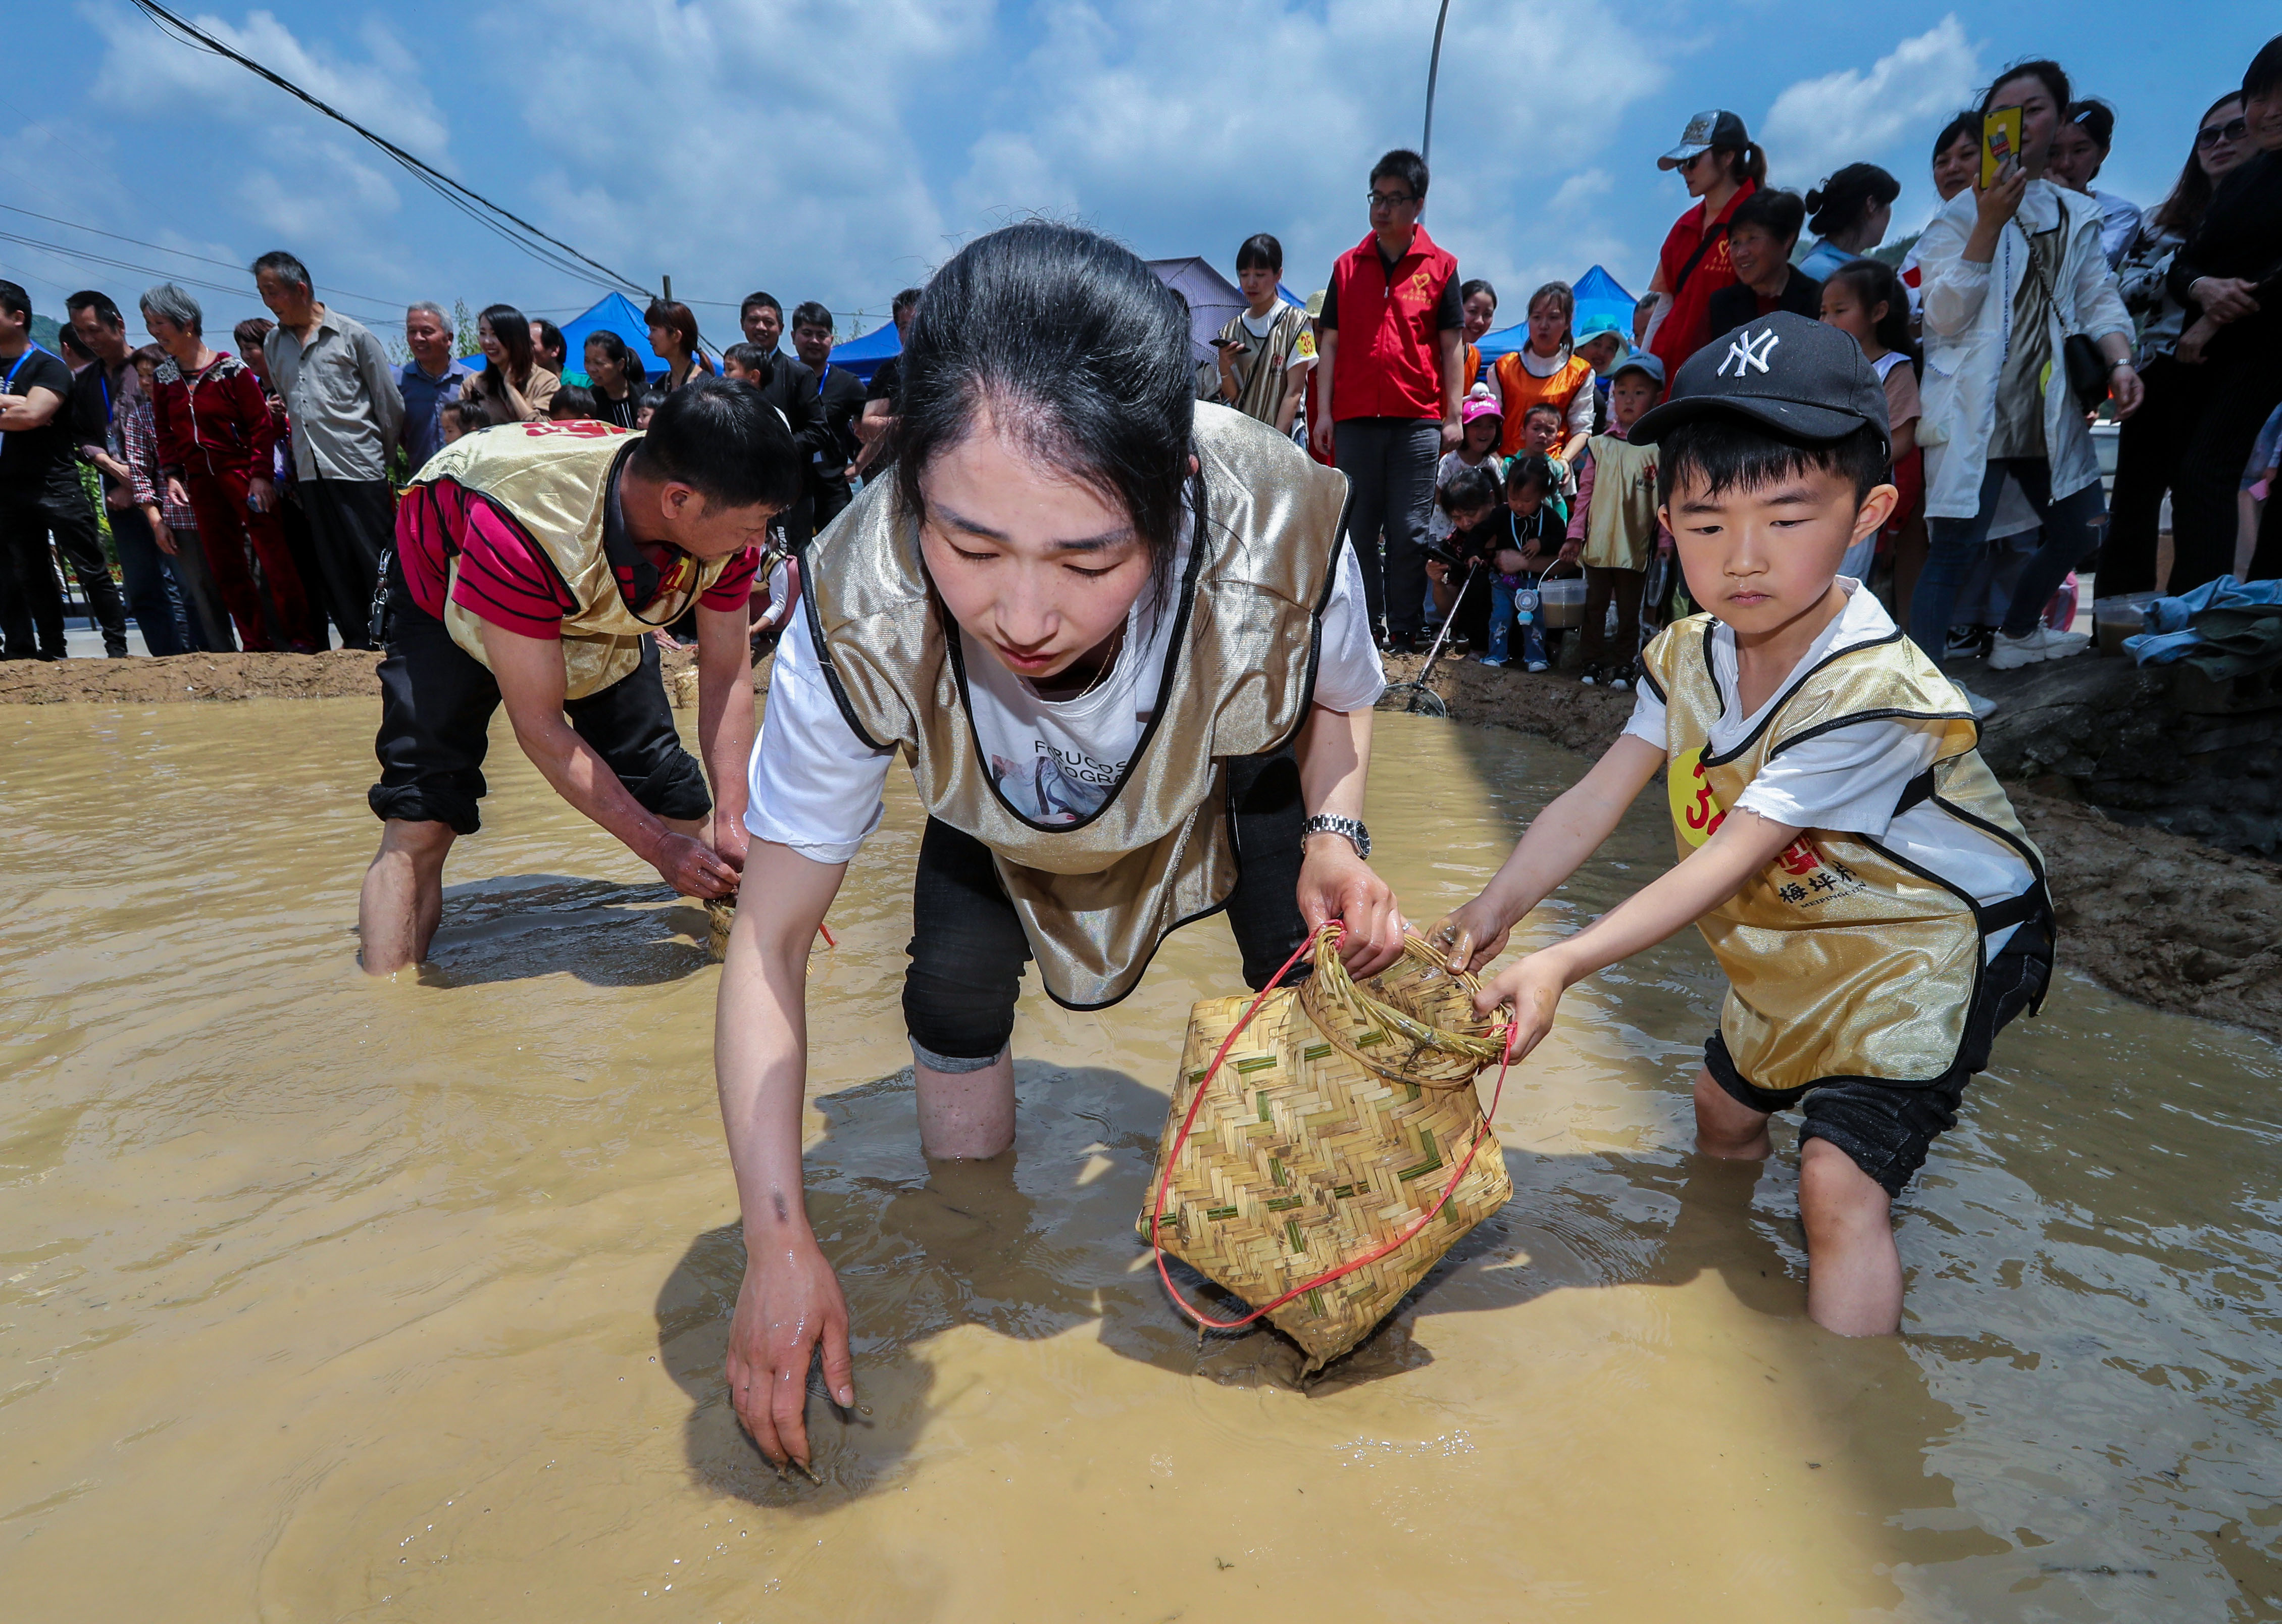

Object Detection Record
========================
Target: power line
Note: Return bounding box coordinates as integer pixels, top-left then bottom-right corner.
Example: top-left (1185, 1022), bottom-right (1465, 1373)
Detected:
top-left (126, 0), bottom-right (652, 300)
top-left (0, 229), bottom-right (404, 323)
top-left (0, 200), bottom-right (405, 309)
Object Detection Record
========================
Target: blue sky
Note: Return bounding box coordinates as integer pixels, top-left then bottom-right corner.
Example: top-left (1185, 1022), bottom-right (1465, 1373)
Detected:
top-left (7, 2), bottom-right (2274, 350)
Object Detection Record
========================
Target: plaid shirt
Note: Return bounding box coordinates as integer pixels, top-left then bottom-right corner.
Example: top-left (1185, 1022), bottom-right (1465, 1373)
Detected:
top-left (111, 391), bottom-right (198, 531)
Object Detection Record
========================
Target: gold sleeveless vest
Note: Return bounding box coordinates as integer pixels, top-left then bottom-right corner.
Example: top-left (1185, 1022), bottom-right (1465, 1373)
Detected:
top-left (803, 402), bottom-right (1350, 1010)
top-left (1638, 613), bottom-right (2048, 1091)
top-left (1580, 433), bottom-right (1658, 571)
top-left (410, 423), bottom-right (734, 699)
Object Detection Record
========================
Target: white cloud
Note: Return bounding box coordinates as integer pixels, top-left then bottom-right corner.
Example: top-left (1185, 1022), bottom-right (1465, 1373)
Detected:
top-left (1759, 16), bottom-right (1981, 189)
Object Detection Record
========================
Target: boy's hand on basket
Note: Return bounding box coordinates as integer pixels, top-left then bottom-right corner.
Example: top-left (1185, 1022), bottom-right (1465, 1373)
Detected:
top-left (1299, 836), bottom-right (1404, 978)
top-left (1473, 951), bottom-right (1567, 1063)
top-left (1426, 898), bottom-right (1511, 973)
top-left (726, 1239), bottom-right (854, 1474)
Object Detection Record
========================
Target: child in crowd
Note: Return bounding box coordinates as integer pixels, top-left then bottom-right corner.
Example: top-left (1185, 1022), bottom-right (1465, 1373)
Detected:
top-left (1481, 453), bottom-right (1564, 672)
top-left (1436, 312), bottom-right (2051, 1337)
top-left (1429, 460), bottom-right (1505, 650)
top-left (1819, 259), bottom-right (1922, 585)
top-left (437, 399), bottom-right (486, 446)
top-left (633, 388), bottom-right (669, 430)
top-left (547, 384), bottom-right (600, 424)
top-left (1517, 401), bottom-right (1579, 510)
top-left (1565, 352), bottom-right (1668, 688)
top-left (1429, 392), bottom-right (1505, 547)
top-left (720, 344), bottom-right (768, 384)
top-left (1573, 321), bottom-right (1629, 433)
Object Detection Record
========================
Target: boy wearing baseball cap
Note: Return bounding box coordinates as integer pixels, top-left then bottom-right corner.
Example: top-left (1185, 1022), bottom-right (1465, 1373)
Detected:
top-left (1433, 313), bottom-right (2053, 1336)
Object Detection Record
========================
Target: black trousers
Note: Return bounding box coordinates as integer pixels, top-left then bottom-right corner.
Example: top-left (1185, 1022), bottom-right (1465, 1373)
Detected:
top-left (0, 477), bottom-right (127, 658)
top-left (901, 750), bottom-right (1310, 1065)
top-left (2103, 354), bottom-right (2197, 597)
top-left (300, 478), bottom-right (394, 650)
top-left (2168, 331), bottom-right (2282, 595)
top-left (1333, 417), bottom-right (1441, 638)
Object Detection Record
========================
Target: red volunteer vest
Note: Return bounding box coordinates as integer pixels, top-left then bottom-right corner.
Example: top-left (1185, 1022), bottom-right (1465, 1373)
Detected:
top-left (1327, 226), bottom-right (1458, 422)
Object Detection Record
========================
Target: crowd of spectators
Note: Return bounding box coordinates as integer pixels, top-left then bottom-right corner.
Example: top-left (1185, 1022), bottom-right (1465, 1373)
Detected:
top-left (0, 33), bottom-right (2275, 711)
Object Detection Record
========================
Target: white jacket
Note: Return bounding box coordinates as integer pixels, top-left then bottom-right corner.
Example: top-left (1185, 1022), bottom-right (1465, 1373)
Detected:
top-left (1915, 179), bottom-right (2131, 521)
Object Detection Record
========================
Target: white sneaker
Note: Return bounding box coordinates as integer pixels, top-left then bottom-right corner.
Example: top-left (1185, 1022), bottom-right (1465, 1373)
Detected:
top-left (1953, 684), bottom-right (2000, 721)
top-left (1988, 625), bottom-right (2091, 670)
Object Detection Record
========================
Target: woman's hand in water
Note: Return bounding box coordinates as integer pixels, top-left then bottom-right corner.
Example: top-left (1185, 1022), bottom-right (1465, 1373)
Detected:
top-left (1425, 896), bottom-right (1513, 974)
top-left (726, 1237), bottom-right (854, 1473)
top-left (1298, 835), bottom-right (1403, 977)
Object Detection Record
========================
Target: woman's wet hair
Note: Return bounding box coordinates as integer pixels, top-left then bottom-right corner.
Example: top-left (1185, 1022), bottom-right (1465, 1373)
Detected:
top-left (1729, 187), bottom-right (1806, 246)
top-left (1825, 258), bottom-right (1919, 368)
top-left (478, 303), bottom-right (535, 381)
top-left (1983, 58), bottom-right (2070, 118)
top-left (1804, 163), bottom-right (1899, 240)
top-left (894, 221), bottom-right (1197, 601)
top-left (582, 328), bottom-right (646, 388)
top-left (634, 374), bottom-right (803, 512)
top-left (1235, 233), bottom-right (1284, 275)
top-left (1436, 460), bottom-right (1504, 518)
top-left (1655, 416), bottom-right (1890, 508)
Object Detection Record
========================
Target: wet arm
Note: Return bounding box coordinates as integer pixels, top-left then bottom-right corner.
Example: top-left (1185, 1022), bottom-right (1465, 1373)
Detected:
top-left (1474, 804), bottom-right (1799, 1052)
top-left (716, 842), bottom-right (855, 1464)
top-left (1437, 734), bottom-right (1664, 970)
top-left (1294, 702), bottom-right (1402, 976)
top-left (481, 620), bottom-right (738, 895)
top-left (693, 601), bottom-right (756, 865)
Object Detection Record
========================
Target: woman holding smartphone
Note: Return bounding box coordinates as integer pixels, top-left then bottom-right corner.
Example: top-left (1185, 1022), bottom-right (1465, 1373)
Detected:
top-left (1909, 59), bottom-right (2139, 703)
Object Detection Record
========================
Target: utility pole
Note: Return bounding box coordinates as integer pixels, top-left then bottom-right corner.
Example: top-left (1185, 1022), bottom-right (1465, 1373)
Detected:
top-left (662, 274), bottom-right (672, 303)
top-left (1421, 0), bottom-right (1452, 163)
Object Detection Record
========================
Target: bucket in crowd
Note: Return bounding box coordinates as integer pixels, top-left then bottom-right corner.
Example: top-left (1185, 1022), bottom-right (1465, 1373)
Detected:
top-left (1536, 559), bottom-right (1587, 630)
top-left (1139, 929), bottom-right (1513, 1373)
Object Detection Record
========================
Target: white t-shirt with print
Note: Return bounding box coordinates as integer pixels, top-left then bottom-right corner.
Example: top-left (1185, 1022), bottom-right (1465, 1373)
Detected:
top-left (1621, 581), bottom-right (2033, 956)
top-left (748, 541), bottom-right (1384, 864)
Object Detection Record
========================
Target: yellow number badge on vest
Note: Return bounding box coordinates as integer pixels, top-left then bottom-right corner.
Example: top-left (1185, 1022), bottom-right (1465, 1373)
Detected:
top-left (1669, 745), bottom-right (1725, 848)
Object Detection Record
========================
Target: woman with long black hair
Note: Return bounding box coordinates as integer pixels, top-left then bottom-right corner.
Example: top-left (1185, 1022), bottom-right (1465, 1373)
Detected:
top-left (2105, 91), bottom-right (2255, 595)
top-left (581, 329), bottom-right (647, 429)
top-left (643, 298), bottom-right (712, 392)
top-left (712, 222), bottom-right (1402, 1470)
top-left (462, 302), bottom-right (557, 425)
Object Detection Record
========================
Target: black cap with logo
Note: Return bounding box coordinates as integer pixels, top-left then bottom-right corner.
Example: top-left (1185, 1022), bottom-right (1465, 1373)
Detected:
top-left (1628, 311), bottom-right (1891, 454)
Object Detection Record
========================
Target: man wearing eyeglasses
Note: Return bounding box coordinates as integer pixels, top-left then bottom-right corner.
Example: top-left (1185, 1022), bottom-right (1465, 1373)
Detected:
top-left (1310, 148), bottom-right (1463, 653)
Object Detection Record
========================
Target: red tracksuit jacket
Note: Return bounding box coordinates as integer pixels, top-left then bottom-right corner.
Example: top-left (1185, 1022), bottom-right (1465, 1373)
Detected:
top-left (148, 351), bottom-right (277, 481)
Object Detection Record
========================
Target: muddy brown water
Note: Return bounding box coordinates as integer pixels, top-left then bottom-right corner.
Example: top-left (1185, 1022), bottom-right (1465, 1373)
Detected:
top-left (5, 699), bottom-right (2279, 1621)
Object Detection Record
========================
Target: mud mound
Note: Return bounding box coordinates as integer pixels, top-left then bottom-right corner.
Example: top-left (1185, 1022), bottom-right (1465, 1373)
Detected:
top-left (1380, 653), bottom-right (2282, 1043)
top-left (0, 649), bottom-right (384, 704)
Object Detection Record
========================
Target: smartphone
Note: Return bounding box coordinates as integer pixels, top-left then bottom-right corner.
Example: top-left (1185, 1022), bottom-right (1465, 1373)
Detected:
top-left (1981, 106), bottom-right (2022, 190)
top-left (1209, 336), bottom-right (1244, 349)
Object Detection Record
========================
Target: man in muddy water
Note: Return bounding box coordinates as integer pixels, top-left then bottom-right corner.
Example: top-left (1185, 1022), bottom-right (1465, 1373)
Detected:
top-left (358, 377), bottom-right (803, 974)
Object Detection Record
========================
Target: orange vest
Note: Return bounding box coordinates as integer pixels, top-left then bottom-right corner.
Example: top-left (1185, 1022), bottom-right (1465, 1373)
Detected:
top-left (1491, 349), bottom-right (1594, 457)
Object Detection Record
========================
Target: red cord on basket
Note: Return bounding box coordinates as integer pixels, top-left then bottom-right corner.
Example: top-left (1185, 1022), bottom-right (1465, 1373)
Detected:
top-left (1150, 922), bottom-right (1518, 1333)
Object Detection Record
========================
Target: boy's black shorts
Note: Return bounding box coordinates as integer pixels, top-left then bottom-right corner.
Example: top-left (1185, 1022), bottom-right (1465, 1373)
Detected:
top-left (367, 553), bottom-right (710, 836)
top-left (1704, 923), bottom-right (2053, 1197)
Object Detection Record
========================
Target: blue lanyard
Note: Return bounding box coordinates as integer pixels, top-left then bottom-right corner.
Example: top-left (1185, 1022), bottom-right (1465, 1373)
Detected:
top-left (814, 363), bottom-right (831, 397)
top-left (3, 344), bottom-right (46, 394)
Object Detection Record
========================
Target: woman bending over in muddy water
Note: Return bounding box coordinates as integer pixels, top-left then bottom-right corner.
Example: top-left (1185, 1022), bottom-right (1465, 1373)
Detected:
top-left (714, 221), bottom-right (1404, 1469)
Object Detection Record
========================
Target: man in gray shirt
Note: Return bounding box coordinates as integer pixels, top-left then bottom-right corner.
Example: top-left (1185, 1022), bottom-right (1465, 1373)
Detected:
top-left (256, 250), bottom-right (403, 649)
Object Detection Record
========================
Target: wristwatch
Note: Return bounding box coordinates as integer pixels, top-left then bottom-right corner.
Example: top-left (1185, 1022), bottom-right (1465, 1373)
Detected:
top-left (1302, 814), bottom-right (1372, 861)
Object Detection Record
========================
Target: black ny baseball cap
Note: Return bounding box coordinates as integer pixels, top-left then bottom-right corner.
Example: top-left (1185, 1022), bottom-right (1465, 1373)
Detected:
top-left (1629, 311), bottom-right (1891, 453)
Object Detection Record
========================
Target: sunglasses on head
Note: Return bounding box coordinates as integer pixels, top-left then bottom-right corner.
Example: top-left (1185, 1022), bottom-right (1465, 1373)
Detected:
top-left (2197, 116), bottom-right (2249, 148)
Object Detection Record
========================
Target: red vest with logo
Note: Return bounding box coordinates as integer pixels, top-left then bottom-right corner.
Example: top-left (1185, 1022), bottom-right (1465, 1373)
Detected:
top-left (1327, 227), bottom-right (1458, 421)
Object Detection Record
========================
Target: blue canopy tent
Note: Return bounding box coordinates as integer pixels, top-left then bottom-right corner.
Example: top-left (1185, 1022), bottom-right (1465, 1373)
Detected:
top-left (1476, 265), bottom-right (1637, 368)
top-left (826, 320), bottom-right (902, 388)
top-left (556, 292), bottom-right (675, 385)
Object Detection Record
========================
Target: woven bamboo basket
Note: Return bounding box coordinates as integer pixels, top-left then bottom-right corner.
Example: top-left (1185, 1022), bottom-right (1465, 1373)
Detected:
top-left (1137, 931), bottom-right (1512, 1372)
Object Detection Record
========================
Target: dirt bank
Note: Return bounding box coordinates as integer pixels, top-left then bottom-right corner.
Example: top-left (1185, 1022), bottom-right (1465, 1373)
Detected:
top-left (0, 649), bottom-right (383, 704)
top-left (7, 645), bottom-right (2274, 1041)
top-left (1381, 653), bottom-right (2282, 1043)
